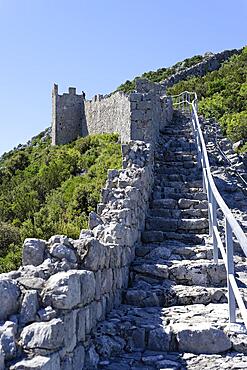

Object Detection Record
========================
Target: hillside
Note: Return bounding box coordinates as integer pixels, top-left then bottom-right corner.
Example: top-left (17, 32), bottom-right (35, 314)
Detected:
top-left (0, 133), bottom-right (121, 272)
top-left (117, 54), bottom-right (204, 94)
top-left (168, 47), bottom-right (247, 150)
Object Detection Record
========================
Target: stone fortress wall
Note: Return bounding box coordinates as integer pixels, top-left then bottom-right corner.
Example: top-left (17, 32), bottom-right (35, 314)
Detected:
top-left (0, 140), bottom-right (155, 369)
top-left (52, 48), bottom-right (239, 147)
top-left (52, 80), bottom-right (172, 146)
top-left (161, 48), bottom-right (240, 89)
top-left (0, 48), bottom-right (241, 369)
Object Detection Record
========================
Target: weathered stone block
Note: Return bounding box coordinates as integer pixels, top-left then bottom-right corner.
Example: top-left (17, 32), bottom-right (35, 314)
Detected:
top-left (88, 211), bottom-right (103, 230)
top-left (10, 353), bottom-right (60, 369)
top-left (76, 307), bottom-right (86, 342)
top-left (22, 238), bottom-right (46, 266)
top-left (42, 271), bottom-right (81, 309)
top-left (20, 319), bottom-right (64, 351)
top-left (50, 243), bottom-right (77, 263)
top-left (0, 279), bottom-right (20, 321)
top-left (174, 323), bottom-right (232, 354)
top-left (142, 231), bottom-right (163, 243)
top-left (147, 327), bottom-right (171, 351)
top-left (72, 344), bottom-right (85, 370)
top-left (80, 270), bottom-right (96, 305)
top-left (84, 345), bottom-right (99, 369)
top-left (63, 310), bottom-right (77, 353)
top-left (0, 321), bottom-right (17, 361)
top-left (101, 269), bottom-right (113, 294)
top-left (20, 290), bottom-right (39, 325)
top-left (82, 238), bottom-right (105, 271)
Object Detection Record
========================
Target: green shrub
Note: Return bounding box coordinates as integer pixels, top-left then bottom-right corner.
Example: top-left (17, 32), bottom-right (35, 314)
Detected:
top-left (0, 222), bottom-right (21, 256)
top-left (0, 133), bottom-right (122, 271)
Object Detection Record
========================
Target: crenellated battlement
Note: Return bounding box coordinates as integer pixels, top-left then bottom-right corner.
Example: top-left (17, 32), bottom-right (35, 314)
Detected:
top-left (51, 84), bottom-right (86, 145)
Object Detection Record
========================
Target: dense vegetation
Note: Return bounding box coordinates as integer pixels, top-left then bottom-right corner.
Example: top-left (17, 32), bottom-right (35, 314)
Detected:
top-left (0, 133), bottom-right (121, 272)
top-left (117, 55), bottom-right (204, 94)
top-left (167, 47), bottom-right (247, 146)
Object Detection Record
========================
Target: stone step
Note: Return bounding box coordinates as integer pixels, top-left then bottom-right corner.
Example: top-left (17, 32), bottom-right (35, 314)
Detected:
top-left (163, 143), bottom-right (197, 152)
top-left (142, 230), bottom-right (206, 244)
top-left (155, 173), bottom-right (202, 182)
top-left (145, 217), bottom-right (209, 233)
top-left (94, 303), bottom-right (245, 359)
top-left (161, 132), bottom-right (194, 140)
top-left (125, 282), bottom-right (227, 308)
top-left (160, 127), bottom-right (193, 135)
top-left (152, 188), bottom-right (204, 200)
top-left (149, 207), bottom-right (208, 219)
top-left (156, 154), bottom-right (197, 162)
top-left (156, 192), bottom-right (207, 201)
top-left (135, 241), bottom-right (213, 261)
top-left (99, 352), bottom-right (247, 370)
top-left (155, 160), bottom-right (198, 169)
top-left (153, 180), bottom-right (203, 188)
top-left (151, 197), bottom-right (208, 210)
top-left (131, 259), bottom-right (226, 287)
top-left (156, 150), bottom-right (198, 157)
top-left (156, 167), bottom-right (199, 175)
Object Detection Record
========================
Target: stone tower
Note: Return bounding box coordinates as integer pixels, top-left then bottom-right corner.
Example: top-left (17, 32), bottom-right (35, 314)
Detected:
top-left (51, 84), bottom-right (86, 145)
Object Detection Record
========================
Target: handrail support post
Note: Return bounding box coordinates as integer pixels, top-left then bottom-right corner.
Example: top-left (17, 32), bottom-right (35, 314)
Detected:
top-left (225, 218), bottom-right (236, 323)
top-left (211, 194), bottom-right (218, 263)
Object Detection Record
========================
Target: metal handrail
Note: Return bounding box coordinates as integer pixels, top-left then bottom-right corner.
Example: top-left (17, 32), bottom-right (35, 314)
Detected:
top-left (170, 91), bottom-right (247, 328)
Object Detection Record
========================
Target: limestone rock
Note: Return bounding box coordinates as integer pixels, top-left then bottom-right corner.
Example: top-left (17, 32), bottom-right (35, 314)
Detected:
top-left (85, 345), bottom-right (99, 369)
top-left (0, 321), bottom-right (17, 360)
top-left (42, 270), bottom-right (95, 309)
top-left (20, 290), bottom-right (39, 325)
top-left (37, 306), bottom-right (57, 322)
top-left (72, 344), bottom-right (85, 370)
top-left (231, 333), bottom-right (247, 353)
top-left (82, 238), bottom-right (105, 271)
top-left (174, 323), bottom-right (232, 354)
top-left (79, 229), bottom-right (94, 240)
top-left (10, 353), bottom-right (60, 369)
top-left (0, 279), bottom-right (20, 321)
top-left (22, 238), bottom-right (46, 266)
top-left (20, 318), bottom-right (64, 351)
top-left (147, 327), bottom-right (171, 351)
top-left (50, 243), bottom-right (77, 263)
top-left (18, 277), bottom-right (45, 290)
top-left (48, 235), bottom-right (71, 246)
top-left (133, 263), bottom-right (169, 278)
top-left (96, 335), bottom-right (125, 358)
top-left (88, 211), bottom-right (103, 230)
top-left (42, 270), bottom-right (81, 309)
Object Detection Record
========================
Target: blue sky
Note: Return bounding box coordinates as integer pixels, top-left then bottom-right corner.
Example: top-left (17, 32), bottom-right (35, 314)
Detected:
top-left (0, 0), bottom-right (246, 155)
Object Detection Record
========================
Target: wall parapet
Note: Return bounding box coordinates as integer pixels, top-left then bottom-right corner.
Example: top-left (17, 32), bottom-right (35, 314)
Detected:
top-left (161, 48), bottom-right (240, 89)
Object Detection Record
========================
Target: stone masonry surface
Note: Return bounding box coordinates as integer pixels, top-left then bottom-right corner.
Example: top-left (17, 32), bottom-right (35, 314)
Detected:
top-left (52, 80), bottom-right (173, 146)
top-left (0, 138), bottom-right (156, 369)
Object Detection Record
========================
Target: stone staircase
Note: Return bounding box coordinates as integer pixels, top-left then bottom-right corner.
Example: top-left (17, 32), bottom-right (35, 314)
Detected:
top-left (91, 113), bottom-right (247, 369)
